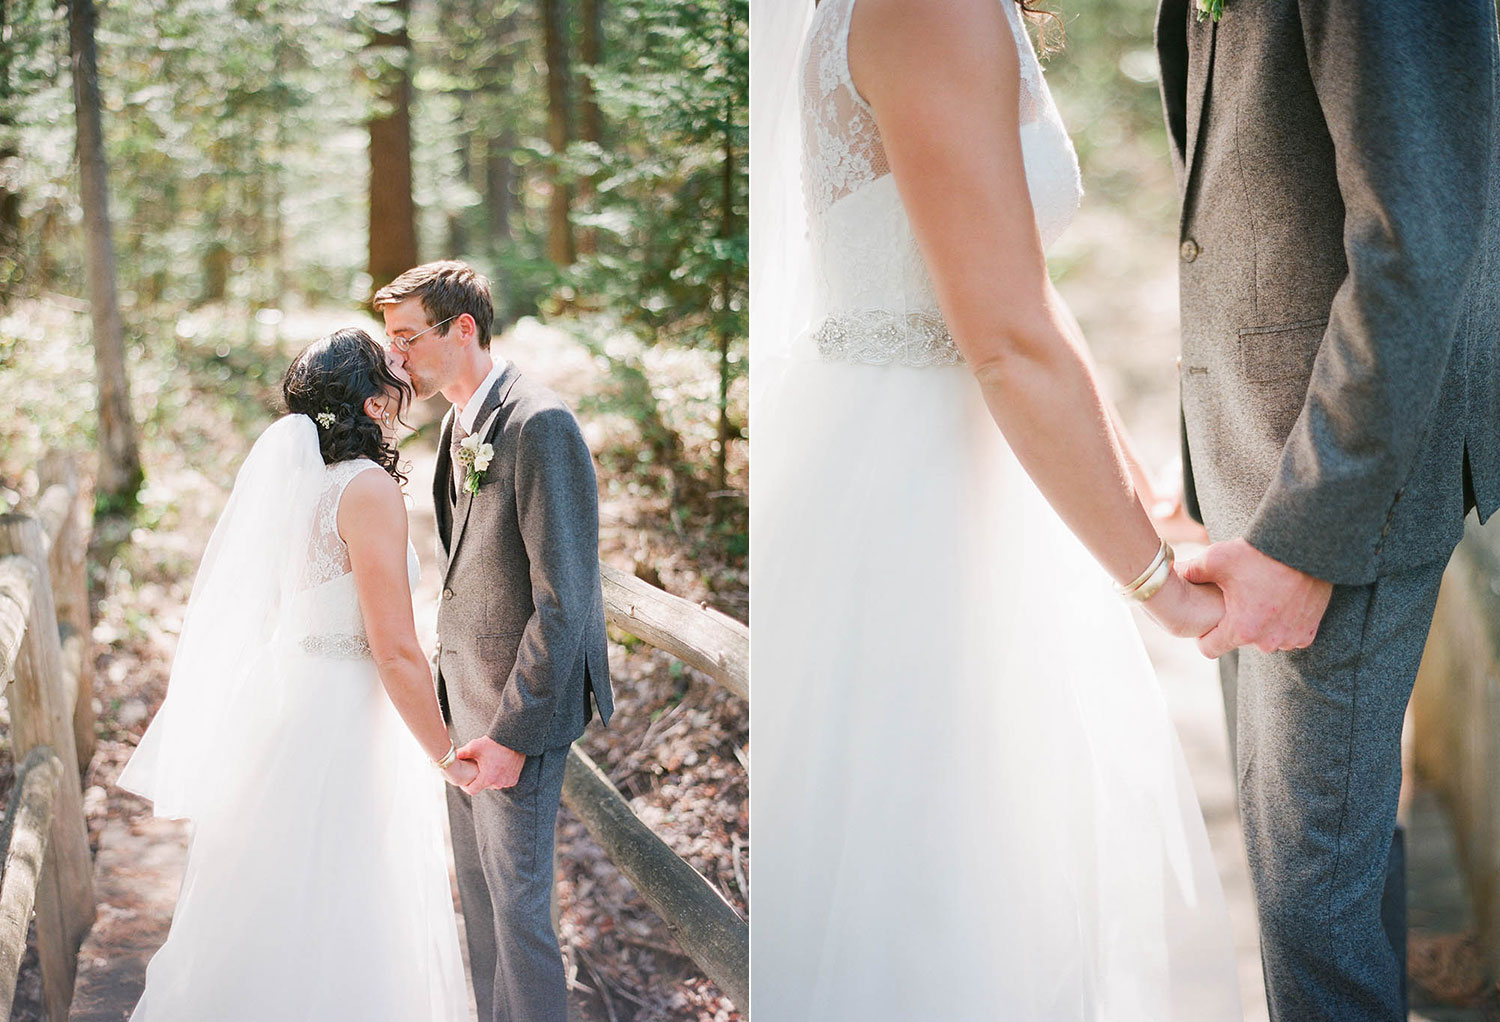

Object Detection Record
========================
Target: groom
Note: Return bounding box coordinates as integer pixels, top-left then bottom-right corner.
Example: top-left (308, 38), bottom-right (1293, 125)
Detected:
top-left (375, 260), bottom-right (613, 1022)
top-left (1157, 3), bottom-right (1499, 1019)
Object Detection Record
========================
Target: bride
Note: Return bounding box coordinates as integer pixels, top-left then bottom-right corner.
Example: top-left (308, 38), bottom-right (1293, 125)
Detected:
top-left (118, 328), bottom-right (471, 1019)
top-left (752, 0), bottom-right (1240, 1018)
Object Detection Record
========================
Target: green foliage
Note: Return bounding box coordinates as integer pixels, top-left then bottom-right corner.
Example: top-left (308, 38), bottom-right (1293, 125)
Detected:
top-left (566, 0), bottom-right (747, 357)
top-left (6, 0), bottom-right (374, 310)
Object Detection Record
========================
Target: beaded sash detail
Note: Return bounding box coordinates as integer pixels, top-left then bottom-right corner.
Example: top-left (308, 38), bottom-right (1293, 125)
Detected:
top-left (812, 310), bottom-right (962, 368)
top-left (299, 633), bottom-right (372, 659)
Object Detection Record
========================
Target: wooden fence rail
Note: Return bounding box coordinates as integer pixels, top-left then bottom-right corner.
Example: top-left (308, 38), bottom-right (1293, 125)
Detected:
top-left (560, 562), bottom-right (750, 1010)
top-left (0, 454), bottom-right (97, 1021)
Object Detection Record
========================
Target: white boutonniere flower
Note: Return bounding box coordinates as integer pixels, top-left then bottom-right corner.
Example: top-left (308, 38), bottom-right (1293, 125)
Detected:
top-left (455, 434), bottom-right (495, 495)
top-left (1195, 0), bottom-right (1223, 21)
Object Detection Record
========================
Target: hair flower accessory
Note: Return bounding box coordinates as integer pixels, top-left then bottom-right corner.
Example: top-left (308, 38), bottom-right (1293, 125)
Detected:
top-left (455, 433), bottom-right (494, 495)
top-left (315, 411), bottom-right (336, 429)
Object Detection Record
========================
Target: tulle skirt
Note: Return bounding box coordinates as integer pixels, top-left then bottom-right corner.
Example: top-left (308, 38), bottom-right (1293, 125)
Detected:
top-left (750, 355), bottom-right (1240, 1021)
top-left (127, 649), bottom-right (469, 1021)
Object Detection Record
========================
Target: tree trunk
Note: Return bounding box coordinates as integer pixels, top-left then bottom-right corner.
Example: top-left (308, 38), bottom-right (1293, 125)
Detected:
top-left (540, 0), bottom-right (574, 266)
top-left (576, 0), bottom-right (602, 255)
top-left (579, 0), bottom-right (602, 146)
top-left (0, 0), bottom-right (21, 296)
top-left (69, 0), bottom-right (142, 513)
top-left (367, 0), bottom-right (418, 293)
top-left (484, 133), bottom-right (514, 243)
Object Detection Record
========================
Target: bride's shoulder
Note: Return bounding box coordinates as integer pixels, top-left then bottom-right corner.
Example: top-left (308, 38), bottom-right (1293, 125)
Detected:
top-left (848, 0), bottom-right (1019, 95)
top-left (337, 461), bottom-right (399, 502)
top-left (335, 464), bottom-right (405, 544)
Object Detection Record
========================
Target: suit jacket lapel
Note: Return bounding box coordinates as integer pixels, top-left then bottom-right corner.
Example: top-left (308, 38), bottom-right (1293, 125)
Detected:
top-left (434, 407), bottom-right (455, 556)
top-left (444, 363), bottom-right (522, 581)
top-left (1182, 12), bottom-right (1218, 197)
top-left (1155, 0), bottom-right (1190, 182)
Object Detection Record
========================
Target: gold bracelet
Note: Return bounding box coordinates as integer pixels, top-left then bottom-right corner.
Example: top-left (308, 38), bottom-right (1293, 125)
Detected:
top-left (435, 742), bottom-right (457, 770)
top-left (1129, 547), bottom-right (1174, 603)
top-left (1113, 539), bottom-right (1169, 598)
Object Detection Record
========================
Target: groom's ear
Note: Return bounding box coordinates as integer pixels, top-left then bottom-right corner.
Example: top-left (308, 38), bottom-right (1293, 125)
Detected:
top-left (454, 312), bottom-right (478, 348)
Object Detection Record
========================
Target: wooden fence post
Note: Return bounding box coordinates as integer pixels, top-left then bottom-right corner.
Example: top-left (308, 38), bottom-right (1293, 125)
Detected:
top-left (37, 453), bottom-right (95, 776)
top-left (0, 517), bottom-right (96, 1017)
top-left (0, 747), bottom-right (64, 1021)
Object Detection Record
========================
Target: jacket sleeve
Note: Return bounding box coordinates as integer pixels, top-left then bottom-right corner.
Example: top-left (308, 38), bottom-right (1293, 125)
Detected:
top-left (486, 405), bottom-right (601, 753)
top-left (1243, 0), bottom-right (1495, 584)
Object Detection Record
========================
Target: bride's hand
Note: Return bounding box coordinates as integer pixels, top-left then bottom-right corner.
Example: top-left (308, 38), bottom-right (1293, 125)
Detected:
top-left (442, 757), bottom-right (480, 789)
top-left (1140, 566), bottom-right (1224, 640)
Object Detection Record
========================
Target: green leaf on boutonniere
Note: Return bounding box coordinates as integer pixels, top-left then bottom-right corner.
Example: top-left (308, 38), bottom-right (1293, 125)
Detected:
top-left (463, 470), bottom-right (481, 495)
top-left (1195, 0), bottom-right (1223, 21)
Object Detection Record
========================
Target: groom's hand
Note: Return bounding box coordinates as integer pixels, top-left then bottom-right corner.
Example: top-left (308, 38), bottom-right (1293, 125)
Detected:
top-left (1180, 538), bottom-right (1333, 659)
top-left (456, 736), bottom-right (526, 795)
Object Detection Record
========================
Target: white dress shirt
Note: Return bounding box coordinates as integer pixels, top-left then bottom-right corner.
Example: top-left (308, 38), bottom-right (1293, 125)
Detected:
top-left (455, 357), bottom-right (509, 435)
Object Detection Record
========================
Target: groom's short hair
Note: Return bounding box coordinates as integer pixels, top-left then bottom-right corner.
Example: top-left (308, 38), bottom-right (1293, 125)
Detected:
top-left (373, 261), bottom-right (495, 351)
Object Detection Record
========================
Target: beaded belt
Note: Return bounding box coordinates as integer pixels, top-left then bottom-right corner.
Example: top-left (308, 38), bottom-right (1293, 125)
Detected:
top-left (298, 634), bottom-right (372, 659)
top-left (812, 310), bottom-right (963, 368)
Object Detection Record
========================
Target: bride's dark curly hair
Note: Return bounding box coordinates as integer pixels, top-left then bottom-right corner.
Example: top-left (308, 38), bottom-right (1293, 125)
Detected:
top-left (282, 327), bottom-right (413, 485)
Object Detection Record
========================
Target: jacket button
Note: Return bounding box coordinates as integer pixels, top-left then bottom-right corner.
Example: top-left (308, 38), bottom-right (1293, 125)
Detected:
top-left (1180, 239), bottom-right (1200, 263)
top-left (442, 587), bottom-right (455, 600)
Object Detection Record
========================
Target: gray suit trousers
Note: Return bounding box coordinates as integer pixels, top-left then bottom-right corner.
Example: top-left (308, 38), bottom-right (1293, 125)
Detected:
top-left (446, 743), bottom-right (570, 1022)
top-left (1223, 557), bottom-right (1451, 1021)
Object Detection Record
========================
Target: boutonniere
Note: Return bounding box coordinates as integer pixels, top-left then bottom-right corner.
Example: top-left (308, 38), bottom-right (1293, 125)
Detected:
top-left (1195, 0), bottom-right (1223, 22)
top-left (455, 434), bottom-right (494, 495)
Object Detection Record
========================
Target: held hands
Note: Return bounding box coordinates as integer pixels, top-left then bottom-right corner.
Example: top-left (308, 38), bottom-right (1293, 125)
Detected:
top-left (454, 736), bottom-right (526, 796)
top-left (1138, 565), bottom-right (1225, 640)
top-left (1180, 538), bottom-right (1334, 659)
top-left (441, 756), bottom-right (480, 789)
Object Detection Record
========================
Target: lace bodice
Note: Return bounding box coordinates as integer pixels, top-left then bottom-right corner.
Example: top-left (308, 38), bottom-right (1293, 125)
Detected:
top-left (286, 459), bottom-right (419, 659)
top-left (799, 0), bottom-right (1081, 367)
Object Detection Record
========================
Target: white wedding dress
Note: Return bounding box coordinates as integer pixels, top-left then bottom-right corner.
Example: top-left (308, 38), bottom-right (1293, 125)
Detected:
top-left (119, 420), bottom-right (468, 1020)
top-left (751, 2), bottom-right (1240, 1019)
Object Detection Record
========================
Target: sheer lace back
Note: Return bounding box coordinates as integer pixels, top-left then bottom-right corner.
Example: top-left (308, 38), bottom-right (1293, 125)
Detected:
top-left (800, 0), bottom-right (889, 219)
top-left (800, 0), bottom-right (1047, 219)
top-left (303, 459), bottom-right (379, 591)
top-left (287, 459), bottom-right (418, 660)
top-left (798, 0), bottom-right (1081, 368)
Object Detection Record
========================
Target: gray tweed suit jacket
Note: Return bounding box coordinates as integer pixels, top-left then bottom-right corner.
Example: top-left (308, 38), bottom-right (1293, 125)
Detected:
top-left (1156, 0), bottom-right (1500, 586)
top-left (433, 362), bottom-right (613, 755)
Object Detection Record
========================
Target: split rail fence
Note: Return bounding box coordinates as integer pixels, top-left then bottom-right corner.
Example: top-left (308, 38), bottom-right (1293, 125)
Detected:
top-left (563, 563), bottom-right (749, 1010)
top-left (0, 452), bottom-right (98, 1021)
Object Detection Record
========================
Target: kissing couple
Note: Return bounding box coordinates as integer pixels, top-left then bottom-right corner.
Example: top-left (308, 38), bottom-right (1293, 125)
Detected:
top-left (119, 260), bottom-right (613, 1022)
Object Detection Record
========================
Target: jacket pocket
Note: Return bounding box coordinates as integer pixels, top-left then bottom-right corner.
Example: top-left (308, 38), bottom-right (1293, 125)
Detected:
top-left (1237, 318), bottom-right (1327, 384)
top-left (477, 631), bottom-right (525, 662)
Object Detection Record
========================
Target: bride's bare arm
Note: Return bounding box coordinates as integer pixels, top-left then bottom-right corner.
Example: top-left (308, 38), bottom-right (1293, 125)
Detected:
top-left (1050, 285), bottom-right (1160, 510)
top-left (341, 469), bottom-right (477, 784)
top-left (848, 0), bottom-right (1217, 635)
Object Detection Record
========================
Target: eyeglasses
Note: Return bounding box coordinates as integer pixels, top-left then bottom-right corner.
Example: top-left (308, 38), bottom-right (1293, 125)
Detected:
top-left (387, 314), bottom-right (459, 353)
